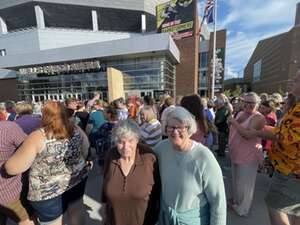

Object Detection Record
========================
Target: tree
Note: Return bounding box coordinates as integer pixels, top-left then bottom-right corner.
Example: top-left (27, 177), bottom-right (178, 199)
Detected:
top-left (277, 85), bottom-right (285, 96)
top-left (232, 85), bottom-right (242, 97)
top-left (223, 89), bottom-right (232, 98)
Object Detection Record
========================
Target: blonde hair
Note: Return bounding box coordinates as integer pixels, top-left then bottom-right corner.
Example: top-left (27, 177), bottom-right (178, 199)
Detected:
top-left (16, 102), bottom-right (33, 115)
top-left (141, 106), bottom-right (157, 122)
top-left (245, 92), bottom-right (261, 104)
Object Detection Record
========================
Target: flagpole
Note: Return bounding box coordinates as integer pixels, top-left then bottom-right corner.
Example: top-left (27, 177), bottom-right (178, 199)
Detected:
top-left (211, 0), bottom-right (217, 99)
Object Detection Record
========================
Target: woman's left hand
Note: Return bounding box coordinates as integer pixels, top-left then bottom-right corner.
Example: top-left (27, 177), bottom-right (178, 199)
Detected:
top-left (227, 114), bottom-right (235, 125)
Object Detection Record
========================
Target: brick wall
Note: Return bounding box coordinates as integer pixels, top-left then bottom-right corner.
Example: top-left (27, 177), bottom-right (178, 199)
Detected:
top-left (244, 26), bottom-right (300, 94)
top-left (0, 78), bottom-right (18, 102)
top-left (174, 2), bottom-right (199, 96)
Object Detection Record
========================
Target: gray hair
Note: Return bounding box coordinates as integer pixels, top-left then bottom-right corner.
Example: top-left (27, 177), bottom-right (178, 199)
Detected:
top-left (244, 92), bottom-right (261, 103)
top-left (112, 119), bottom-right (140, 143)
top-left (165, 106), bottom-right (197, 136)
top-left (243, 92), bottom-right (261, 110)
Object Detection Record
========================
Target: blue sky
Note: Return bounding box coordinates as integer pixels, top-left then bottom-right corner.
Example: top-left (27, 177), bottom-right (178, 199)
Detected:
top-left (198, 0), bottom-right (299, 80)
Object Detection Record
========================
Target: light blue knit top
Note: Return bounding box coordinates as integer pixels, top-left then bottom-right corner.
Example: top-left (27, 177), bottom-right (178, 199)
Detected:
top-left (154, 139), bottom-right (226, 225)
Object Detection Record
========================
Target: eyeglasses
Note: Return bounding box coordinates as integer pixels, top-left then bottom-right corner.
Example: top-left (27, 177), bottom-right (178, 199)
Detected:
top-left (242, 100), bottom-right (257, 106)
top-left (166, 125), bottom-right (188, 132)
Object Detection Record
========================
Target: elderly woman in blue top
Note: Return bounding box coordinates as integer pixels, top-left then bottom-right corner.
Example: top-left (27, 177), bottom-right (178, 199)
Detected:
top-left (154, 106), bottom-right (226, 225)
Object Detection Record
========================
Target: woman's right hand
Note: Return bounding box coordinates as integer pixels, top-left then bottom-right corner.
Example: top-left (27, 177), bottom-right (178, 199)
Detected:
top-left (100, 203), bottom-right (108, 224)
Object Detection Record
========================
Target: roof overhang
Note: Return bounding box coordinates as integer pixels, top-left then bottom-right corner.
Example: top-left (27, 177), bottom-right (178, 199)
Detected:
top-left (0, 69), bottom-right (17, 79)
top-left (0, 32), bottom-right (180, 69)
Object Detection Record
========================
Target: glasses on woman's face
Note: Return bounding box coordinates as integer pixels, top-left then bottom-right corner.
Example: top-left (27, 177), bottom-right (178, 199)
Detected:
top-left (242, 100), bottom-right (257, 107)
top-left (166, 125), bottom-right (188, 133)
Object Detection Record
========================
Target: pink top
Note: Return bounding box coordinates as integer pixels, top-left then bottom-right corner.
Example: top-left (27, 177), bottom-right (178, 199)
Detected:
top-left (229, 112), bottom-right (263, 164)
top-left (191, 122), bottom-right (206, 145)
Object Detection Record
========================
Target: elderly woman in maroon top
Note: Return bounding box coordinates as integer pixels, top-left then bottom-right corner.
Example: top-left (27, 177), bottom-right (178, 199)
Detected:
top-left (100, 119), bottom-right (160, 225)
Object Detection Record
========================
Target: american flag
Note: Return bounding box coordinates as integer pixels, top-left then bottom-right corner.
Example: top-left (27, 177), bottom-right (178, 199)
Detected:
top-left (197, 0), bottom-right (215, 36)
top-left (204, 0), bottom-right (215, 24)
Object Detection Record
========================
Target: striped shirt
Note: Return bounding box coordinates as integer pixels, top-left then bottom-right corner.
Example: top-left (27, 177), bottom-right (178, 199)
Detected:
top-left (0, 121), bottom-right (27, 206)
top-left (140, 119), bottom-right (162, 147)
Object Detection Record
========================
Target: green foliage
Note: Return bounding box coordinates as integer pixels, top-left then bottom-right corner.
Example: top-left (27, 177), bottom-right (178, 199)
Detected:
top-left (223, 85), bottom-right (242, 98)
top-left (231, 85), bottom-right (242, 97)
top-left (223, 89), bottom-right (232, 98)
top-left (277, 85), bottom-right (285, 96)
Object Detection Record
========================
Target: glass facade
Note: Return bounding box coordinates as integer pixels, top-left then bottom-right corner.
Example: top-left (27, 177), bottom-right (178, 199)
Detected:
top-left (17, 56), bottom-right (176, 102)
top-left (253, 59), bottom-right (262, 82)
top-left (200, 52), bottom-right (208, 68)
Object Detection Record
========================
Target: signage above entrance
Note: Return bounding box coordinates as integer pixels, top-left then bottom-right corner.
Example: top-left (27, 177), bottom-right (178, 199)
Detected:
top-left (18, 60), bottom-right (107, 75)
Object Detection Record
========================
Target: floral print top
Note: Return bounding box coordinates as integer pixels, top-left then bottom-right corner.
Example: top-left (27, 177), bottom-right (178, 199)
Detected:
top-left (269, 102), bottom-right (300, 176)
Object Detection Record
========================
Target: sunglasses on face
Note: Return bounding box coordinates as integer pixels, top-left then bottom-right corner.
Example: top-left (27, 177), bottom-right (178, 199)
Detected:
top-left (242, 100), bottom-right (257, 106)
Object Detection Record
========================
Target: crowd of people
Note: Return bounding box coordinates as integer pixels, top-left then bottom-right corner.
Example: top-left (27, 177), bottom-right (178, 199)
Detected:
top-left (0, 70), bottom-right (299, 225)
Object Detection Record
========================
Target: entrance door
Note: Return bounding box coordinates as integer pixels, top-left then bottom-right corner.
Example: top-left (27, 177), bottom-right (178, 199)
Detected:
top-left (32, 94), bottom-right (46, 102)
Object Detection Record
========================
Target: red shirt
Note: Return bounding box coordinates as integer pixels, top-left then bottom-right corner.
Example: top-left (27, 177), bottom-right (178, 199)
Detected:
top-left (0, 113), bottom-right (7, 121)
top-left (0, 121), bottom-right (27, 206)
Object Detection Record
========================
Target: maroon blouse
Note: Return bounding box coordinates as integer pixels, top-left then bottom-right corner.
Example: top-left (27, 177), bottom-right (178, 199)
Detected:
top-left (102, 143), bottom-right (160, 225)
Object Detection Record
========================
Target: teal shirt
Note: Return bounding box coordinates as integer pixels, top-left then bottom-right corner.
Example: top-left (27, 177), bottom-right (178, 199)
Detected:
top-left (154, 140), bottom-right (226, 225)
top-left (88, 110), bottom-right (106, 134)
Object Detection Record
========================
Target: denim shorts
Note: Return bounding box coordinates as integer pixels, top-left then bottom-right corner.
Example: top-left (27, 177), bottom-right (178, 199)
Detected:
top-left (29, 179), bottom-right (87, 224)
top-left (265, 171), bottom-right (300, 216)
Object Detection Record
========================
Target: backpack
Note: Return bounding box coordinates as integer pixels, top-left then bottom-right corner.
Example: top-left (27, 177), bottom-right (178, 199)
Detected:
top-left (94, 122), bottom-right (115, 159)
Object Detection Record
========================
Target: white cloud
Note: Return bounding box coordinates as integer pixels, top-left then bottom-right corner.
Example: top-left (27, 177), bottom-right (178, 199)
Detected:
top-left (225, 66), bottom-right (239, 79)
top-left (198, 0), bottom-right (299, 80)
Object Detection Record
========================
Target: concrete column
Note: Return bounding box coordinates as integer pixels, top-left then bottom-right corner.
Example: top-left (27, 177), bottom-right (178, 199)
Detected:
top-left (107, 67), bottom-right (125, 102)
top-left (92, 10), bottom-right (98, 31)
top-left (0, 17), bottom-right (8, 34)
top-left (141, 14), bottom-right (146, 33)
top-left (35, 5), bottom-right (45, 29)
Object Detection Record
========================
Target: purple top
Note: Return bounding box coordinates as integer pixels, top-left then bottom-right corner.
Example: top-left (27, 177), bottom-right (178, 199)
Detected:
top-left (15, 115), bottom-right (41, 135)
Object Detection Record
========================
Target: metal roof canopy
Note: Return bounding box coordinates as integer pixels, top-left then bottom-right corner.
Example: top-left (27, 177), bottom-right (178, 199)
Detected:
top-left (0, 32), bottom-right (180, 70)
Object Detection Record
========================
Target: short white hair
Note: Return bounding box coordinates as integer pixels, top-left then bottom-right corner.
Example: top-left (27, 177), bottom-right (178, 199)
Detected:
top-left (165, 106), bottom-right (197, 136)
top-left (112, 119), bottom-right (140, 143)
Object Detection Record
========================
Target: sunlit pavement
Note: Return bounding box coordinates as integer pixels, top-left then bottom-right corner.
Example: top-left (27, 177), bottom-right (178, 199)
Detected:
top-left (216, 147), bottom-right (271, 225)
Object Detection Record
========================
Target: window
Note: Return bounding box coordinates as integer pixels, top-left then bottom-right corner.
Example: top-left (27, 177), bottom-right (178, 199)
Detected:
top-left (200, 71), bottom-right (207, 86)
top-left (0, 49), bottom-right (6, 56)
top-left (253, 60), bottom-right (262, 82)
top-left (200, 52), bottom-right (208, 68)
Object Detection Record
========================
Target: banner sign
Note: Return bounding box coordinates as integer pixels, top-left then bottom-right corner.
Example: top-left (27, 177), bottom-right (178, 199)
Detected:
top-left (18, 60), bottom-right (107, 75)
top-left (214, 48), bottom-right (225, 86)
top-left (156, 0), bottom-right (195, 40)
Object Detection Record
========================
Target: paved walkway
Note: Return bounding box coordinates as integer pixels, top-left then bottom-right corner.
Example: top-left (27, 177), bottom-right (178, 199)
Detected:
top-left (218, 152), bottom-right (271, 225)
top-left (8, 149), bottom-right (272, 225)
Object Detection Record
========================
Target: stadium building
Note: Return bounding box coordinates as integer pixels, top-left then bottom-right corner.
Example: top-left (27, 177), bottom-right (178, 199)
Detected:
top-left (0, 0), bottom-right (211, 102)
